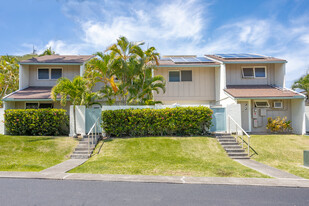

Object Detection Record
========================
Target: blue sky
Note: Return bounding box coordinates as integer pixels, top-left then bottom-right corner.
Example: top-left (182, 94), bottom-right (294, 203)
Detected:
top-left (1, 0), bottom-right (309, 87)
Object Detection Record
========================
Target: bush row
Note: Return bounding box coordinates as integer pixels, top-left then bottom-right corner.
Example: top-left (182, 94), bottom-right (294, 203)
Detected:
top-left (101, 106), bottom-right (213, 137)
top-left (4, 109), bottom-right (69, 136)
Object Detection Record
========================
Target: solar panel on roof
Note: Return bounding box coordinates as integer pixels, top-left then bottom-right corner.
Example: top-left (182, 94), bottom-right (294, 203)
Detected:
top-left (215, 53), bottom-right (266, 59)
top-left (170, 56), bottom-right (214, 63)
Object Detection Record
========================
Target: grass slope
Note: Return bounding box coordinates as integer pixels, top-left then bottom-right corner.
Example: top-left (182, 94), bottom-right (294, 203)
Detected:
top-left (0, 135), bottom-right (77, 172)
top-left (251, 135), bottom-right (309, 179)
top-left (71, 136), bottom-right (267, 178)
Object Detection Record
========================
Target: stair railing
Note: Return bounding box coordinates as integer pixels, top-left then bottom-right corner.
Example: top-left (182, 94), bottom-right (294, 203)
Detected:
top-left (87, 117), bottom-right (101, 156)
top-left (227, 115), bottom-right (258, 157)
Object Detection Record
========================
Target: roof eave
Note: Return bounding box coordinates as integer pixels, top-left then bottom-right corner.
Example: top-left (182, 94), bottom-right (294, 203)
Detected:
top-left (158, 64), bottom-right (220, 68)
top-left (3, 98), bottom-right (64, 102)
top-left (223, 60), bottom-right (287, 64)
top-left (20, 62), bottom-right (83, 65)
top-left (234, 96), bottom-right (304, 100)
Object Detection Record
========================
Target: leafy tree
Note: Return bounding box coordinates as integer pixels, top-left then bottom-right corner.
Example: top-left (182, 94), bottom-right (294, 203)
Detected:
top-left (51, 76), bottom-right (99, 135)
top-left (85, 36), bottom-right (166, 105)
top-left (292, 74), bottom-right (309, 99)
top-left (40, 47), bottom-right (56, 56)
top-left (0, 55), bottom-right (19, 107)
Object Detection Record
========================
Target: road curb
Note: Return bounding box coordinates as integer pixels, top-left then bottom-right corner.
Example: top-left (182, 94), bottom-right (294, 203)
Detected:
top-left (1, 171), bottom-right (309, 188)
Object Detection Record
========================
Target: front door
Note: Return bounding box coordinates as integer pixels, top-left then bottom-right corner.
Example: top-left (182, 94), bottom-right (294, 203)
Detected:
top-left (239, 101), bottom-right (249, 132)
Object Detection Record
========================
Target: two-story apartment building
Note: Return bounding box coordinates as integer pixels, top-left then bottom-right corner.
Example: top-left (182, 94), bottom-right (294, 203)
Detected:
top-left (1, 53), bottom-right (306, 135)
top-left (2, 55), bottom-right (94, 111)
top-left (154, 54), bottom-right (306, 134)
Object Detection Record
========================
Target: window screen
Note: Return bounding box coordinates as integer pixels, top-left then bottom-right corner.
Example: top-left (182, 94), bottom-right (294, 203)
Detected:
top-left (39, 103), bottom-right (53, 109)
top-left (51, 69), bottom-right (62, 79)
top-left (255, 67), bottom-right (266, 78)
top-left (254, 101), bottom-right (270, 108)
top-left (38, 69), bottom-right (49, 79)
top-left (242, 68), bottom-right (254, 78)
top-left (181, 70), bottom-right (192, 81)
top-left (26, 103), bottom-right (39, 109)
top-left (169, 71), bottom-right (180, 82)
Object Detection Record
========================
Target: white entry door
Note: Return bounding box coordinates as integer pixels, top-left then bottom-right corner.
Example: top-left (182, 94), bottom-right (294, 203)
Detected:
top-left (239, 101), bottom-right (250, 132)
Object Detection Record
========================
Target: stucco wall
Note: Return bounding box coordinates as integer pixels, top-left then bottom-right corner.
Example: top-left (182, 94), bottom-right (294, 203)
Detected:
top-left (154, 67), bottom-right (216, 102)
top-left (28, 65), bottom-right (80, 87)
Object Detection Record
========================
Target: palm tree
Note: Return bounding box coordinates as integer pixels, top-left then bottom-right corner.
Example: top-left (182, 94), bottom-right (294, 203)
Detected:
top-left (106, 36), bottom-right (146, 104)
top-left (39, 47), bottom-right (56, 56)
top-left (51, 76), bottom-right (99, 136)
top-left (104, 36), bottom-right (165, 105)
top-left (292, 74), bottom-right (309, 99)
top-left (0, 55), bottom-right (19, 107)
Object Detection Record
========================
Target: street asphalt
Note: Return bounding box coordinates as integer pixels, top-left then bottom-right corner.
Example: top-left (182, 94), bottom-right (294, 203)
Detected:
top-left (0, 178), bottom-right (309, 206)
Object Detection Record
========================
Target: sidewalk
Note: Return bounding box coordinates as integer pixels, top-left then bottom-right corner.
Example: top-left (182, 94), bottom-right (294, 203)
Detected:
top-left (234, 159), bottom-right (303, 179)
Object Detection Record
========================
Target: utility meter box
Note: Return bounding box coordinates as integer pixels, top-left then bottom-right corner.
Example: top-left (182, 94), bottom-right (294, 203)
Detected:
top-left (253, 119), bottom-right (258, 128)
top-left (304, 150), bottom-right (309, 167)
top-left (260, 108), bottom-right (267, 116)
top-left (253, 109), bottom-right (258, 119)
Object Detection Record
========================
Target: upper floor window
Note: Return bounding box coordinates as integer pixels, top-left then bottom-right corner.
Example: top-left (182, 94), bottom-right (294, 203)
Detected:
top-left (38, 68), bottom-right (62, 80)
top-left (169, 70), bottom-right (192, 82)
top-left (38, 68), bottom-right (49, 79)
top-left (242, 66), bottom-right (266, 79)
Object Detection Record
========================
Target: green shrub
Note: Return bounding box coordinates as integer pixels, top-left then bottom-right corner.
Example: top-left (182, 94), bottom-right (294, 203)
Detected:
top-left (102, 106), bottom-right (213, 137)
top-left (4, 109), bottom-right (69, 136)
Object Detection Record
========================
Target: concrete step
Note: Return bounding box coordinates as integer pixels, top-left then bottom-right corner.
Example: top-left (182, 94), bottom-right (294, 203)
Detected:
top-left (73, 151), bottom-right (91, 154)
top-left (70, 154), bottom-right (90, 159)
top-left (78, 141), bottom-right (97, 145)
top-left (228, 152), bottom-right (248, 157)
top-left (219, 139), bottom-right (237, 143)
top-left (75, 146), bottom-right (95, 151)
top-left (225, 149), bottom-right (245, 153)
top-left (231, 156), bottom-right (250, 159)
top-left (220, 142), bottom-right (239, 146)
top-left (217, 138), bottom-right (236, 141)
top-left (222, 145), bottom-right (242, 149)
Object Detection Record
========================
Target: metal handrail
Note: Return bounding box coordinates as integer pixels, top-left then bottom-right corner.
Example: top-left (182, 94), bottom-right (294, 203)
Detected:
top-left (227, 115), bottom-right (258, 157)
top-left (87, 117), bottom-right (101, 156)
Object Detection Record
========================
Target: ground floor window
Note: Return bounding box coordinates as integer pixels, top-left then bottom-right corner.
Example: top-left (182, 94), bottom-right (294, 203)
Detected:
top-left (25, 103), bottom-right (53, 109)
top-left (26, 103), bottom-right (39, 109)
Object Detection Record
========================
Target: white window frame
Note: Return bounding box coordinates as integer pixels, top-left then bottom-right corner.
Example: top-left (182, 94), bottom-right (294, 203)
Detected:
top-left (273, 101), bottom-right (283, 109)
top-left (168, 70), bottom-right (193, 82)
top-left (37, 67), bottom-right (63, 80)
top-left (241, 66), bottom-right (267, 79)
top-left (254, 100), bottom-right (270, 108)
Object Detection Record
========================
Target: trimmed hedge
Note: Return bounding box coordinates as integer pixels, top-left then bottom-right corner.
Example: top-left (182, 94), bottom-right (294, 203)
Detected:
top-left (102, 106), bottom-right (213, 137)
top-left (4, 109), bottom-right (69, 136)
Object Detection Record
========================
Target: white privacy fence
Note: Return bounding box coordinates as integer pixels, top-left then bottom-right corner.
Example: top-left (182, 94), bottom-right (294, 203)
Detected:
top-left (0, 108), bottom-right (4, 134)
top-left (70, 103), bottom-right (242, 136)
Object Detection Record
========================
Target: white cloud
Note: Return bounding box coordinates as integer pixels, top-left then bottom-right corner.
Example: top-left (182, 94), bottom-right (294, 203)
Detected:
top-left (30, 0), bottom-right (309, 87)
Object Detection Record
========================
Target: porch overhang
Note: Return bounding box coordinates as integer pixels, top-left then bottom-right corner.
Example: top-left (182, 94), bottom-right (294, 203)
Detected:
top-left (2, 87), bottom-right (62, 102)
top-left (224, 85), bottom-right (305, 100)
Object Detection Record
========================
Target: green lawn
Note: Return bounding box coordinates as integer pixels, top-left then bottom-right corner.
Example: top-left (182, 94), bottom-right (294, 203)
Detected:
top-left (0, 135), bottom-right (78, 172)
top-left (250, 134), bottom-right (309, 179)
top-left (70, 136), bottom-right (267, 178)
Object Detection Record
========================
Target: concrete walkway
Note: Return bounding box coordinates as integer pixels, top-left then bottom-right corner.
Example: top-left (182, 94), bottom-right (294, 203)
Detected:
top-left (40, 159), bottom-right (87, 174)
top-left (235, 159), bottom-right (303, 179)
